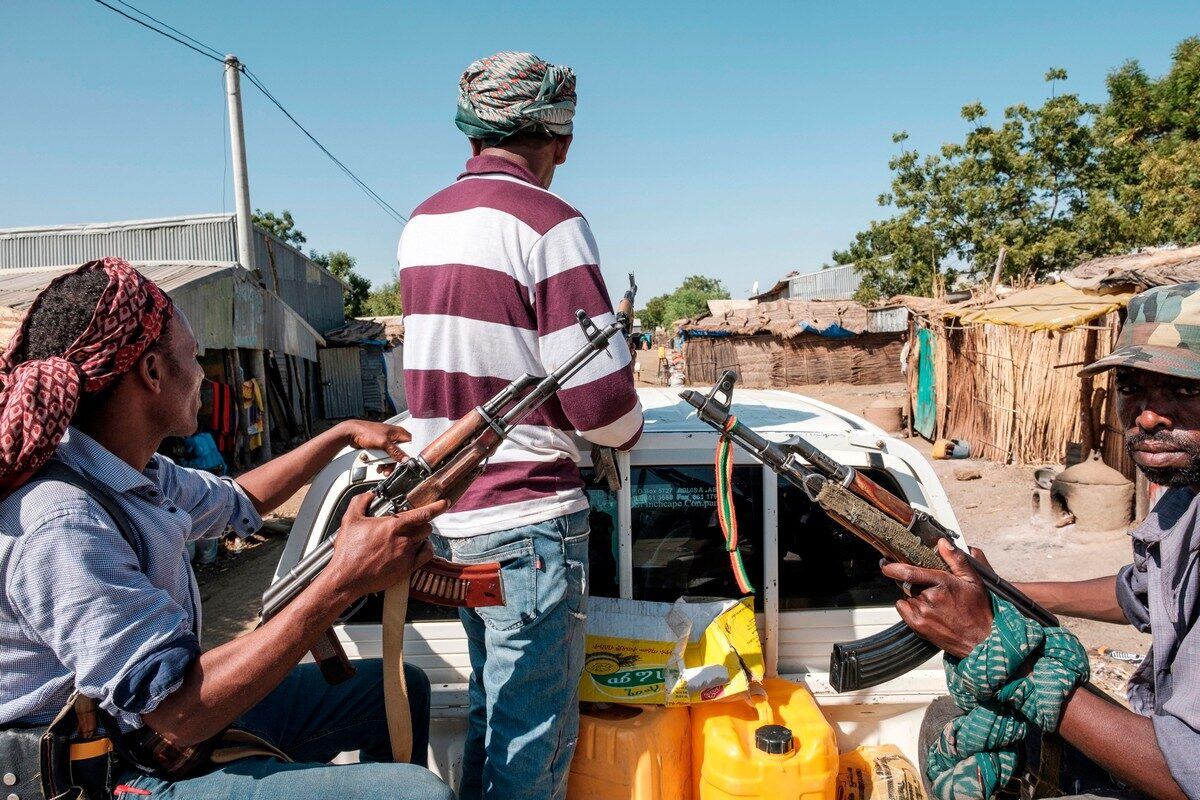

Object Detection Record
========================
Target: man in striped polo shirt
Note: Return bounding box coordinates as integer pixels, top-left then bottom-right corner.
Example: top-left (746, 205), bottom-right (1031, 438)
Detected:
top-left (397, 52), bottom-right (643, 800)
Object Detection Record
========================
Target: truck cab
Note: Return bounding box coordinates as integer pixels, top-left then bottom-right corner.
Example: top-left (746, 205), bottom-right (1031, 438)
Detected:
top-left (272, 387), bottom-right (959, 786)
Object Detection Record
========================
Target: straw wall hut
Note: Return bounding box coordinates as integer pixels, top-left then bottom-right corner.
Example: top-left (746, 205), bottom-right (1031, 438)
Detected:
top-left (910, 245), bottom-right (1200, 475)
top-left (907, 282), bottom-right (1135, 474)
top-left (681, 299), bottom-right (905, 388)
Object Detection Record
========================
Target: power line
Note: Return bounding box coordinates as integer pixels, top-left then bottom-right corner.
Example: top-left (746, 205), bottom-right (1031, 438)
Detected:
top-left (242, 67), bottom-right (409, 225)
top-left (90, 0), bottom-right (408, 227)
top-left (110, 0), bottom-right (224, 61)
top-left (91, 0), bottom-right (223, 64)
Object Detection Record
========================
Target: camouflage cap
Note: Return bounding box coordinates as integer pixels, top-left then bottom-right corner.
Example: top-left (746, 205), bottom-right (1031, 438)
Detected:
top-left (1081, 281), bottom-right (1200, 378)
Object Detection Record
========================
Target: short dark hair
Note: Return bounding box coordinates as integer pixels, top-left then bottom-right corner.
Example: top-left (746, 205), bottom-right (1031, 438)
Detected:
top-left (476, 125), bottom-right (559, 149)
top-left (15, 269), bottom-right (173, 401)
top-left (17, 269), bottom-right (109, 363)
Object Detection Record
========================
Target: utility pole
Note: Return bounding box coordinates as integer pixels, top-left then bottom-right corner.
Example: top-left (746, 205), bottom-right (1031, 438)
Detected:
top-left (225, 54), bottom-right (273, 462)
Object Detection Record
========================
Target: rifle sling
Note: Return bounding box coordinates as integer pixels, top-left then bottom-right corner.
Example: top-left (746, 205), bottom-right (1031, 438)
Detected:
top-left (382, 579), bottom-right (413, 764)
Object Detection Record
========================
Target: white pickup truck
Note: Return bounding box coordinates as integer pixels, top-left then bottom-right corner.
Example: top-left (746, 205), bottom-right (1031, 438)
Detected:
top-left (271, 387), bottom-right (960, 788)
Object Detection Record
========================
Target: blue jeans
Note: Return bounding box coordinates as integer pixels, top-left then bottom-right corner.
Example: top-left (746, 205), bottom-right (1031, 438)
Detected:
top-left (117, 659), bottom-right (452, 799)
top-left (438, 509), bottom-right (590, 800)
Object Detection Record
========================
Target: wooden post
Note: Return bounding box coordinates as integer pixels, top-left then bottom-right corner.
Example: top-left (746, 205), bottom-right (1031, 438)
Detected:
top-left (227, 349), bottom-right (251, 470)
top-left (1079, 328), bottom-right (1099, 457)
top-left (991, 246), bottom-right (1008, 288)
top-left (291, 355), bottom-right (312, 439)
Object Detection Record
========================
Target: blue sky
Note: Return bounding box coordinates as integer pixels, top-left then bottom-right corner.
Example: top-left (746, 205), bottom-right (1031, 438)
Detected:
top-left (3, 2), bottom-right (1200, 301)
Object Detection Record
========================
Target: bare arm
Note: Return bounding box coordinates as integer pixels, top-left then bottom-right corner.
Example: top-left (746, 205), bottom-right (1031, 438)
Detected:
top-left (886, 543), bottom-right (1184, 799)
top-left (1012, 575), bottom-right (1128, 624)
top-left (1058, 685), bottom-right (1186, 799)
top-left (235, 420), bottom-right (409, 515)
top-left (143, 494), bottom-right (447, 746)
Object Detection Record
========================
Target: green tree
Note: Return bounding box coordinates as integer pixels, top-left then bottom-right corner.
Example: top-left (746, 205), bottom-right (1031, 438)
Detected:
top-left (661, 275), bottom-right (731, 324)
top-left (310, 249), bottom-right (371, 317)
top-left (1094, 38), bottom-right (1200, 245)
top-left (637, 294), bottom-right (669, 331)
top-left (677, 275), bottom-right (727, 295)
top-left (635, 277), bottom-right (729, 328)
top-left (837, 38), bottom-right (1200, 300)
top-left (363, 279), bottom-right (404, 316)
top-left (833, 71), bottom-right (1102, 296)
top-left (252, 209), bottom-right (306, 246)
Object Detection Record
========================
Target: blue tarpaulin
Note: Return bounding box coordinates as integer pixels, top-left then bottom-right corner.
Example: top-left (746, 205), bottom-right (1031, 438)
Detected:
top-left (683, 323), bottom-right (856, 339)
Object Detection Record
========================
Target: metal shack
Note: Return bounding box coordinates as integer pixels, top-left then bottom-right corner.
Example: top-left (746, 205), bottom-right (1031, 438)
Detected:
top-left (320, 317), bottom-right (406, 419)
top-left (0, 214), bottom-right (348, 465)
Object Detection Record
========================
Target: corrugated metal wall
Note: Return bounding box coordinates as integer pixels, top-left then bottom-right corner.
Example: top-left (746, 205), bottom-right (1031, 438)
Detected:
top-left (867, 307), bottom-right (910, 333)
top-left (254, 232), bottom-right (345, 335)
top-left (383, 346), bottom-right (406, 414)
top-left (172, 277), bottom-right (236, 355)
top-left (359, 345), bottom-right (387, 413)
top-left (233, 279), bottom-right (264, 349)
top-left (787, 265), bottom-right (862, 301)
top-left (0, 216), bottom-right (238, 269)
top-left (318, 347), bottom-right (364, 419)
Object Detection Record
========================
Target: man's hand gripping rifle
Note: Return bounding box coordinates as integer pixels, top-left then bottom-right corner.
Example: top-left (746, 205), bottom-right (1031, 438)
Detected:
top-left (261, 289), bottom-right (637, 685)
top-left (681, 370), bottom-right (1072, 692)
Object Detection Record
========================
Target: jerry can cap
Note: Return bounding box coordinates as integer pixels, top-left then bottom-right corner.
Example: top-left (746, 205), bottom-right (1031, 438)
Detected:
top-left (754, 724), bottom-right (794, 755)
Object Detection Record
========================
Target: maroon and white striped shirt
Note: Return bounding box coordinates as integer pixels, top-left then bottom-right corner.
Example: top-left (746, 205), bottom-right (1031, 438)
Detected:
top-left (397, 156), bottom-right (643, 536)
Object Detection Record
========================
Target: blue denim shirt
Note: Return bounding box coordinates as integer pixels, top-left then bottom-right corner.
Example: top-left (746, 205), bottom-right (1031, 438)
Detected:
top-left (1116, 486), bottom-right (1200, 798)
top-left (0, 428), bottom-right (261, 729)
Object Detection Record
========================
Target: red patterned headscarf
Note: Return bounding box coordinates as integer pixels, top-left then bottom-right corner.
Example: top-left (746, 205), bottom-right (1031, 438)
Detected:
top-left (0, 257), bottom-right (173, 492)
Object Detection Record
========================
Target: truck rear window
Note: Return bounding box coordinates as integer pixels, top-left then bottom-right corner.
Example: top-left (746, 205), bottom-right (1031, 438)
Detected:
top-left (336, 462), bottom-right (904, 625)
top-left (588, 466), bottom-right (903, 610)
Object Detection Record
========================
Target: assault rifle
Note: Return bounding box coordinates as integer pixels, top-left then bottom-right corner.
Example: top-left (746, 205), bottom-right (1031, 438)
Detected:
top-left (681, 371), bottom-right (1080, 692)
top-left (263, 276), bottom-right (638, 684)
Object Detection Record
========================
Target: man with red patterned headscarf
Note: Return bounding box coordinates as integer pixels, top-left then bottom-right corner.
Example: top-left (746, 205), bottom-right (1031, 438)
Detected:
top-left (0, 258), bottom-right (454, 799)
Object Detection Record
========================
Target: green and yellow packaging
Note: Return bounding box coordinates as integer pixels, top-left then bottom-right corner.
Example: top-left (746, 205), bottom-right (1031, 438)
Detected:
top-left (580, 596), bottom-right (764, 705)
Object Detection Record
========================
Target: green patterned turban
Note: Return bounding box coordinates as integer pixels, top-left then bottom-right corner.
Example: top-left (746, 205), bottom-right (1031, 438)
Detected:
top-left (454, 51), bottom-right (576, 144)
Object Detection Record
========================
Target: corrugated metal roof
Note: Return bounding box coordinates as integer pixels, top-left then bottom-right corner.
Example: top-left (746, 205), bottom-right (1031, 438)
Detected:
top-left (0, 261), bottom-right (322, 360)
top-left (787, 264), bottom-right (862, 301)
top-left (0, 215), bottom-right (238, 270)
top-left (751, 265), bottom-right (863, 302)
top-left (0, 214), bottom-right (346, 336)
top-left (0, 261), bottom-right (233, 308)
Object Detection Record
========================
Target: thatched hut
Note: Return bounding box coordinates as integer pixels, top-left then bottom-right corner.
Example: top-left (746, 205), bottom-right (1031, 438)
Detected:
top-left (909, 283), bottom-right (1133, 475)
top-left (906, 279), bottom-right (1194, 480)
top-left (910, 245), bottom-right (1200, 476)
top-left (680, 298), bottom-right (905, 388)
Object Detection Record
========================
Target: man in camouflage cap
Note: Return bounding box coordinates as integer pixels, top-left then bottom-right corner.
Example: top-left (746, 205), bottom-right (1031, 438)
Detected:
top-left (889, 283), bottom-right (1200, 798)
top-left (1082, 281), bottom-right (1200, 382)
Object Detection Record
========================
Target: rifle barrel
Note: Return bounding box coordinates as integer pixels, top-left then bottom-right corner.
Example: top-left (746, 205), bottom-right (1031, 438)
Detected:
top-left (262, 309), bottom-right (631, 625)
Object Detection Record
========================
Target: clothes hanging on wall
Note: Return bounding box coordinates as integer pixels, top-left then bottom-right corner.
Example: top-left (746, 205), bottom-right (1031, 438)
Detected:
top-left (208, 380), bottom-right (240, 454)
top-left (243, 378), bottom-right (265, 451)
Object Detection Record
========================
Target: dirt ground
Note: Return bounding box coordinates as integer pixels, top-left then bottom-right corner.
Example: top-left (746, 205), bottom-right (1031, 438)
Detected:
top-left (199, 370), bottom-right (1149, 699)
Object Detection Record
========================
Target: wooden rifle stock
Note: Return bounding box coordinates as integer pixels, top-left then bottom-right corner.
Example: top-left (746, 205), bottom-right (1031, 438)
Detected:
top-left (845, 471), bottom-right (918, 530)
top-left (405, 430), bottom-right (502, 509)
top-left (271, 306), bottom-right (633, 687)
top-left (417, 409), bottom-right (488, 469)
